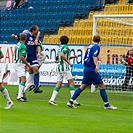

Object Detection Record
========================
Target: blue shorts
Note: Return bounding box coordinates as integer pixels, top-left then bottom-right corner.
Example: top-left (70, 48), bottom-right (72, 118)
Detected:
top-left (26, 55), bottom-right (39, 66)
top-left (82, 67), bottom-right (103, 85)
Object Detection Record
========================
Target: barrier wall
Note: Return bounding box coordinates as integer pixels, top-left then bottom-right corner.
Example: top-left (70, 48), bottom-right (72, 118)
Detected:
top-left (0, 44), bottom-right (129, 88)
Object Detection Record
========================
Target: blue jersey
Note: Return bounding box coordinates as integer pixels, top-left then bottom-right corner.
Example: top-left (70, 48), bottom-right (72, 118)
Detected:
top-left (84, 43), bottom-right (100, 69)
top-left (17, 32), bottom-right (37, 57)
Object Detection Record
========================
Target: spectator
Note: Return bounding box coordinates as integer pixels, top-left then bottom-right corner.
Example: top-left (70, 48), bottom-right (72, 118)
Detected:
top-left (13, 0), bottom-right (28, 8)
top-left (120, 47), bottom-right (133, 91)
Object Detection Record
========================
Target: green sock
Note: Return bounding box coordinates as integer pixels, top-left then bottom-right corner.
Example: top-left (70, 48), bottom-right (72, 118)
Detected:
top-left (20, 81), bottom-right (25, 86)
top-left (69, 86), bottom-right (75, 91)
top-left (54, 87), bottom-right (59, 92)
top-left (0, 87), bottom-right (5, 92)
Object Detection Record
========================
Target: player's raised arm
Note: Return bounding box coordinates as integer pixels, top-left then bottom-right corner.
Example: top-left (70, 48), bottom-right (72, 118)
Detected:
top-left (11, 34), bottom-right (18, 40)
top-left (34, 31), bottom-right (40, 45)
top-left (69, 55), bottom-right (78, 59)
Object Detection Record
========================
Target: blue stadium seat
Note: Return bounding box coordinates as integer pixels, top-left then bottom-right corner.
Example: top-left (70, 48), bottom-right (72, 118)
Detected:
top-left (0, 0), bottom-right (103, 43)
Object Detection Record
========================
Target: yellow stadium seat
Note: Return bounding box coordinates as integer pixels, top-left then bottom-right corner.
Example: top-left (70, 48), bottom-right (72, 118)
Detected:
top-left (75, 37), bottom-right (81, 44)
top-left (119, 0), bottom-right (128, 4)
top-left (129, 4), bottom-right (133, 14)
top-left (58, 27), bottom-right (64, 36)
top-left (118, 4), bottom-right (129, 14)
top-left (86, 36), bottom-right (92, 44)
top-left (88, 11), bottom-right (94, 19)
top-left (81, 36), bottom-right (87, 44)
top-left (100, 37), bottom-right (106, 44)
top-left (128, 37), bottom-right (133, 44)
top-left (122, 37), bottom-right (128, 44)
top-left (74, 19), bottom-right (79, 27)
top-left (117, 36), bottom-right (123, 44)
top-left (69, 36), bottom-right (77, 44)
top-left (104, 4), bottom-right (110, 14)
top-left (43, 35), bottom-right (49, 44)
top-left (111, 37), bottom-right (117, 44)
top-left (113, 5), bottom-right (119, 14)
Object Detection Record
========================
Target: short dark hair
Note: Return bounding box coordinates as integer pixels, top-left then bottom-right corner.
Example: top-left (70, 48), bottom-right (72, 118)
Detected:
top-left (60, 36), bottom-right (69, 44)
top-left (20, 33), bottom-right (27, 41)
top-left (93, 35), bottom-right (100, 43)
top-left (30, 25), bottom-right (38, 32)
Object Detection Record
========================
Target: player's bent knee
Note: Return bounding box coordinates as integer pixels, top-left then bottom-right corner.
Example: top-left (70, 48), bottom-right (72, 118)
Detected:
top-left (99, 83), bottom-right (106, 89)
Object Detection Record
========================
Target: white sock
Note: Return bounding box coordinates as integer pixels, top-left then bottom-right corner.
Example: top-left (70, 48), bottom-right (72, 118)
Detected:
top-left (70, 90), bottom-right (75, 97)
top-left (70, 90), bottom-right (78, 103)
top-left (50, 90), bottom-right (58, 101)
top-left (2, 88), bottom-right (12, 102)
top-left (17, 84), bottom-right (24, 99)
top-left (24, 73), bottom-right (34, 92)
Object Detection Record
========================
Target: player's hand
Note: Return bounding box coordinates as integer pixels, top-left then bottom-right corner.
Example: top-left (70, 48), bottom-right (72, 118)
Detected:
top-left (69, 63), bottom-right (73, 67)
top-left (34, 39), bottom-right (38, 45)
top-left (28, 65), bottom-right (32, 70)
top-left (55, 61), bottom-right (59, 63)
top-left (11, 34), bottom-right (16, 39)
top-left (74, 55), bottom-right (78, 58)
top-left (95, 66), bottom-right (99, 73)
top-left (37, 53), bottom-right (42, 59)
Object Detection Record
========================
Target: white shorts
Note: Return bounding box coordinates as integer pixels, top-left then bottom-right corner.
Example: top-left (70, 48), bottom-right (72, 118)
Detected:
top-left (56, 71), bottom-right (73, 82)
top-left (14, 63), bottom-right (26, 77)
top-left (38, 51), bottom-right (46, 66)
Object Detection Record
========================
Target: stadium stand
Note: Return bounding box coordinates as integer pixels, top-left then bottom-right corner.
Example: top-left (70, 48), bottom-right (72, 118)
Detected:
top-left (0, 0), bottom-right (132, 45)
top-left (0, 0), bottom-right (104, 44)
top-left (42, 0), bottom-right (133, 45)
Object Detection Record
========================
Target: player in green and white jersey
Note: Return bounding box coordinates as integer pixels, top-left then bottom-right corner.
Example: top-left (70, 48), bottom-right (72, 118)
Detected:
top-left (0, 50), bottom-right (14, 109)
top-left (49, 36), bottom-right (81, 106)
top-left (14, 33), bottom-right (31, 102)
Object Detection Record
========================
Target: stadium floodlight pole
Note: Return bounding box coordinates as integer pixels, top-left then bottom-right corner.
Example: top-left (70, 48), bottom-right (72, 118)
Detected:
top-left (92, 14), bottom-right (133, 36)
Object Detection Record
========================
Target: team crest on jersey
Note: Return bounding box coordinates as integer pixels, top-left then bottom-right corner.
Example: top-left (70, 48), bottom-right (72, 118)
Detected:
top-left (29, 37), bottom-right (33, 41)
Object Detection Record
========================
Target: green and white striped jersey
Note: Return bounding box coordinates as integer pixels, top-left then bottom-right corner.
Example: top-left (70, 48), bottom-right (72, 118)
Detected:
top-left (0, 49), bottom-right (2, 55)
top-left (56, 44), bottom-right (70, 72)
top-left (14, 42), bottom-right (27, 63)
top-left (37, 40), bottom-right (44, 52)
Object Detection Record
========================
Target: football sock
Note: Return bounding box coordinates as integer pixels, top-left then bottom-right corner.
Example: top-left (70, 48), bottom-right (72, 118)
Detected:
top-left (0, 87), bottom-right (12, 102)
top-left (17, 82), bottom-right (25, 99)
top-left (70, 88), bottom-right (82, 102)
top-left (50, 87), bottom-right (59, 101)
top-left (100, 89), bottom-right (108, 103)
top-left (24, 73), bottom-right (34, 92)
top-left (69, 86), bottom-right (75, 97)
top-left (34, 73), bottom-right (39, 90)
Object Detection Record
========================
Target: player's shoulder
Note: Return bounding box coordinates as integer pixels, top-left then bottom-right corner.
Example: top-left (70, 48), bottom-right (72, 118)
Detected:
top-left (63, 44), bottom-right (69, 49)
top-left (93, 43), bottom-right (100, 49)
top-left (24, 32), bottom-right (31, 37)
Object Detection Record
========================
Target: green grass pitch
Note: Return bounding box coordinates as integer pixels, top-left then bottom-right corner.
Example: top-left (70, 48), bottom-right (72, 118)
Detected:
top-left (0, 85), bottom-right (132, 133)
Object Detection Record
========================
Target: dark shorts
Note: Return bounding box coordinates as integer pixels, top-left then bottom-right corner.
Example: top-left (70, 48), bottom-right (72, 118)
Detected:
top-left (26, 55), bottom-right (39, 66)
top-left (82, 67), bottom-right (103, 85)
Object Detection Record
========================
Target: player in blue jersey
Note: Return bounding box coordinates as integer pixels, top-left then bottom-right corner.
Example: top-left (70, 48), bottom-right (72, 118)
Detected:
top-left (11, 25), bottom-right (43, 93)
top-left (67, 35), bottom-right (117, 110)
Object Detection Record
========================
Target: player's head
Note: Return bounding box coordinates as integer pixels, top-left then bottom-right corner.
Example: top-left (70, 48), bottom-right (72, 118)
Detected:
top-left (129, 46), bottom-right (133, 56)
top-left (93, 35), bottom-right (100, 43)
top-left (20, 33), bottom-right (27, 42)
top-left (60, 36), bottom-right (69, 44)
top-left (30, 25), bottom-right (39, 35)
top-left (23, 30), bottom-right (29, 33)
